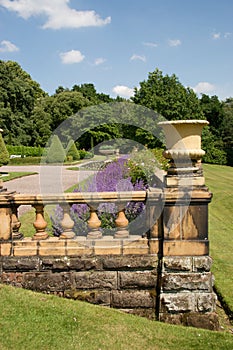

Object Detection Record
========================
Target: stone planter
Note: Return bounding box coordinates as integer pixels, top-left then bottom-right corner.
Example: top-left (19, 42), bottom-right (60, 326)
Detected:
top-left (158, 120), bottom-right (209, 186)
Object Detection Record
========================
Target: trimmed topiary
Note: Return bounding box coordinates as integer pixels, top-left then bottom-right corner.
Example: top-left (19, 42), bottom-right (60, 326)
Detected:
top-left (45, 135), bottom-right (66, 163)
top-left (0, 130), bottom-right (9, 166)
top-left (66, 139), bottom-right (80, 161)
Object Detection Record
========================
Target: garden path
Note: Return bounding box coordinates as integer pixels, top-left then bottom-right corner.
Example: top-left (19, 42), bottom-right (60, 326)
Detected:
top-left (1, 165), bottom-right (94, 215)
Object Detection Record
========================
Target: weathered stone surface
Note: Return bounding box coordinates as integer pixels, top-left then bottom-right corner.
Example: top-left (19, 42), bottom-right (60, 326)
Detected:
top-left (160, 293), bottom-right (196, 313)
top-left (2, 257), bottom-right (40, 271)
top-left (163, 257), bottom-right (192, 272)
top-left (120, 308), bottom-right (156, 320)
top-left (40, 257), bottom-right (102, 271)
top-left (64, 289), bottom-right (111, 305)
top-left (0, 272), bottom-right (23, 287)
top-left (119, 271), bottom-right (157, 289)
top-left (69, 257), bottom-right (102, 271)
top-left (160, 312), bottom-right (219, 331)
top-left (159, 313), bottom-right (183, 325)
top-left (162, 272), bottom-right (213, 292)
top-left (40, 257), bottom-right (71, 271)
top-left (183, 312), bottom-right (219, 331)
top-left (73, 271), bottom-right (117, 290)
top-left (112, 290), bottom-right (155, 308)
top-left (193, 256), bottom-right (212, 272)
top-left (102, 256), bottom-right (158, 270)
top-left (22, 272), bottom-right (73, 292)
top-left (196, 293), bottom-right (217, 312)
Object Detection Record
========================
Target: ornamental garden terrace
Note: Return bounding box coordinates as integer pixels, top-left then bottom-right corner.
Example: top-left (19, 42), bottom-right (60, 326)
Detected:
top-left (0, 120), bottom-right (219, 331)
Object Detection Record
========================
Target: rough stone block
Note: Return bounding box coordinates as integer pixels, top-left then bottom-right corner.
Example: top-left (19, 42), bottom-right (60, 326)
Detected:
top-left (0, 272), bottom-right (23, 287)
top-left (102, 256), bottom-right (158, 270)
top-left (162, 272), bottom-right (213, 292)
top-left (22, 272), bottom-right (73, 292)
top-left (163, 257), bottom-right (192, 272)
top-left (69, 257), bottom-right (102, 271)
top-left (40, 257), bottom-right (71, 271)
top-left (120, 308), bottom-right (156, 320)
top-left (183, 312), bottom-right (219, 331)
top-left (112, 290), bottom-right (155, 308)
top-left (193, 256), bottom-right (213, 272)
top-left (2, 257), bottom-right (40, 271)
top-left (64, 289), bottom-right (111, 306)
top-left (196, 292), bottom-right (217, 312)
top-left (73, 271), bottom-right (117, 290)
top-left (160, 293), bottom-right (196, 313)
top-left (119, 271), bottom-right (157, 289)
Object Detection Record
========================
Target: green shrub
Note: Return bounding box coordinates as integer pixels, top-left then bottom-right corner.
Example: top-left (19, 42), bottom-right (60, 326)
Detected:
top-left (79, 150), bottom-right (94, 159)
top-left (6, 145), bottom-right (43, 157)
top-left (0, 133), bottom-right (9, 166)
top-left (66, 140), bottom-right (80, 161)
top-left (45, 135), bottom-right (66, 163)
top-left (9, 157), bottom-right (41, 165)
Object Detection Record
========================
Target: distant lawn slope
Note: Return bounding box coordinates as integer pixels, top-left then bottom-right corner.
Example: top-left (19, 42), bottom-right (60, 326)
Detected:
top-left (0, 284), bottom-right (232, 350)
top-left (203, 164), bottom-right (233, 316)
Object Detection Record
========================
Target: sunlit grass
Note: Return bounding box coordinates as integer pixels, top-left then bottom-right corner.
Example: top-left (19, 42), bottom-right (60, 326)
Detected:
top-left (0, 284), bottom-right (232, 350)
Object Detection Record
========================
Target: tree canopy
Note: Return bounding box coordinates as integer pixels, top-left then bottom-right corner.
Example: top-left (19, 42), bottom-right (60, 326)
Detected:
top-left (0, 61), bottom-right (232, 165)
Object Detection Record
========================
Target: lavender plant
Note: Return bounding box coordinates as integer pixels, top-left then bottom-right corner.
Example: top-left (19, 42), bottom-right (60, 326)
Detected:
top-left (51, 157), bottom-right (148, 236)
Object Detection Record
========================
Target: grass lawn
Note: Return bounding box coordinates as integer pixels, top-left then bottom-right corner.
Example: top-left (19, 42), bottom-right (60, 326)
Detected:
top-left (203, 164), bottom-right (233, 317)
top-left (0, 284), bottom-right (232, 350)
top-left (1, 171), bottom-right (37, 182)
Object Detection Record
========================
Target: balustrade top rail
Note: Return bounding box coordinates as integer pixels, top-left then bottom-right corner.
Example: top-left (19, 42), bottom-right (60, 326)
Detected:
top-left (9, 190), bottom-right (148, 206)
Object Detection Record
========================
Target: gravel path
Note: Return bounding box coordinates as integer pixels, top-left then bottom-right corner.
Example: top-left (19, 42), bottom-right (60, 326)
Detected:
top-left (1, 165), bottom-right (94, 216)
top-left (1, 165), bottom-right (94, 194)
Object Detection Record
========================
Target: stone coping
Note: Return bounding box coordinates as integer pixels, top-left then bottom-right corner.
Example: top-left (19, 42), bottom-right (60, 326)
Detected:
top-left (0, 236), bottom-right (162, 257)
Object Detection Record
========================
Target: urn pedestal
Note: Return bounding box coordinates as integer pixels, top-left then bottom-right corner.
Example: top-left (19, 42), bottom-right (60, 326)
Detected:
top-left (158, 120), bottom-right (209, 187)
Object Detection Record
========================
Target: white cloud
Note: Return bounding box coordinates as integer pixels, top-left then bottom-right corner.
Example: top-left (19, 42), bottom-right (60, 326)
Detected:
top-left (112, 85), bottom-right (134, 98)
top-left (0, 40), bottom-right (19, 52)
top-left (193, 82), bottom-right (215, 94)
top-left (143, 42), bottom-right (158, 48)
top-left (0, 0), bottom-right (111, 29)
top-left (94, 57), bottom-right (106, 66)
top-left (60, 50), bottom-right (85, 64)
top-left (168, 39), bottom-right (181, 47)
top-left (212, 32), bottom-right (221, 40)
top-left (224, 32), bottom-right (232, 38)
top-left (130, 54), bottom-right (146, 62)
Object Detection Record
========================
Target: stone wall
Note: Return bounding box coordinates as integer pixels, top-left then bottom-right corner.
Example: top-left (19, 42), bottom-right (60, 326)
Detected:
top-left (0, 254), bottom-right (159, 320)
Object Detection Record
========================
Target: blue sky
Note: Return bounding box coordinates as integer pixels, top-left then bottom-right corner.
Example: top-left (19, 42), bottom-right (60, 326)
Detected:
top-left (0, 0), bottom-right (233, 100)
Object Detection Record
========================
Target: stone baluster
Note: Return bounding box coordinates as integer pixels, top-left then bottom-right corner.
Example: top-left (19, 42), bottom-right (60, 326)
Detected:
top-left (87, 205), bottom-right (102, 239)
top-left (59, 205), bottom-right (75, 239)
top-left (32, 204), bottom-right (49, 240)
top-left (12, 205), bottom-right (23, 240)
top-left (114, 204), bottom-right (129, 238)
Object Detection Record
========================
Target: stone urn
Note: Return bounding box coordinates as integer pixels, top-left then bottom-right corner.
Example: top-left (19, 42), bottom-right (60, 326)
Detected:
top-left (158, 120), bottom-right (209, 186)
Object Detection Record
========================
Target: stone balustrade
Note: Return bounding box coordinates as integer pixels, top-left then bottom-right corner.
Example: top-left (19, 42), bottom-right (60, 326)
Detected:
top-left (0, 120), bottom-right (220, 330)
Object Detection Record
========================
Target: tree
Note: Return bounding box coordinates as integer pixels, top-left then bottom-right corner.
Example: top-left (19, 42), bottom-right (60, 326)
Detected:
top-left (200, 94), bottom-right (225, 137)
top-left (0, 130), bottom-right (9, 166)
top-left (0, 60), bottom-right (46, 145)
top-left (45, 135), bottom-right (66, 163)
top-left (132, 68), bottom-right (204, 120)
